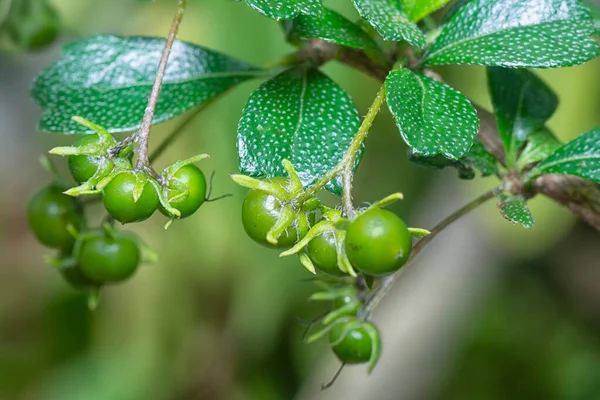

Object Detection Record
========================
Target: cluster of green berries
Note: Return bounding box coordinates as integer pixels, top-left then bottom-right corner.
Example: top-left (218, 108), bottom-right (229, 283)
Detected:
top-left (232, 160), bottom-right (427, 374)
top-left (27, 117), bottom-right (211, 304)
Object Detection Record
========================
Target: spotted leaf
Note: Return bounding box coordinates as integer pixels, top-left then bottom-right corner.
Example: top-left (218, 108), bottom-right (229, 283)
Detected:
top-left (32, 35), bottom-right (262, 134)
top-left (243, 0), bottom-right (322, 20)
top-left (237, 67), bottom-right (361, 195)
top-left (496, 193), bottom-right (534, 229)
top-left (426, 0), bottom-right (599, 68)
top-left (385, 68), bottom-right (479, 159)
top-left (401, 0), bottom-right (452, 22)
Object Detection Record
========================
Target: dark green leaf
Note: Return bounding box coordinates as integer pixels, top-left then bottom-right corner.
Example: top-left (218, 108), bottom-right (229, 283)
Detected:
top-left (284, 7), bottom-right (378, 49)
top-left (385, 68), bottom-right (479, 159)
top-left (352, 0), bottom-right (425, 47)
top-left (244, 0), bottom-right (321, 20)
top-left (237, 67), bottom-right (361, 195)
top-left (426, 0), bottom-right (599, 67)
top-left (409, 141), bottom-right (498, 179)
top-left (529, 127), bottom-right (600, 182)
top-left (488, 67), bottom-right (558, 166)
top-left (401, 0), bottom-right (452, 22)
top-left (516, 127), bottom-right (562, 169)
top-left (581, 0), bottom-right (600, 35)
top-left (32, 35), bottom-right (261, 134)
top-left (496, 193), bottom-right (534, 229)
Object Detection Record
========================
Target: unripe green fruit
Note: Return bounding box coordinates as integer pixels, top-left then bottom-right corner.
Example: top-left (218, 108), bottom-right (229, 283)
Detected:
top-left (68, 134), bottom-right (103, 184)
top-left (307, 232), bottom-right (345, 276)
top-left (329, 319), bottom-right (379, 364)
top-left (160, 164), bottom-right (207, 218)
top-left (77, 232), bottom-right (140, 283)
top-left (102, 172), bottom-right (158, 224)
top-left (60, 265), bottom-right (99, 290)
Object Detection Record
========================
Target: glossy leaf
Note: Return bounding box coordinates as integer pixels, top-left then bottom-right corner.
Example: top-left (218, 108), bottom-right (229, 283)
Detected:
top-left (516, 128), bottom-right (562, 170)
top-left (409, 141), bottom-right (498, 179)
top-left (426, 0), bottom-right (599, 68)
top-left (352, 0), bottom-right (425, 47)
top-left (284, 7), bottom-right (378, 49)
top-left (385, 68), bottom-right (479, 159)
top-left (244, 0), bottom-right (321, 20)
top-left (32, 35), bottom-right (261, 134)
top-left (529, 127), bottom-right (600, 182)
top-left (488, 67), bottom-right (558, 165)
top-left (496, 193), bottom-right (534, 229)
top-left (237, 67), bottom-right (361, 195)
top-left (402, 0), bottom-right (452, 22)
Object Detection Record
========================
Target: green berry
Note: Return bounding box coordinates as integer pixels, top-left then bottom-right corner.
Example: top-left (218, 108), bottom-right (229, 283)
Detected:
top-left (102, 172), bottom-right (158, 224)
top-left (160, 164), bottom-right (207, 218)
top-left (77, 231), bottom-right (140, 283)
top-left (329, 319), bottom-right (379, 364)
top-left (307, 232), bottom-right (345, 276)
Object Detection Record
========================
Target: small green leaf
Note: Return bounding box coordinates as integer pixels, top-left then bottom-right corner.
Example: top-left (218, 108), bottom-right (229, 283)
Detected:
top-left (237, 67), bottom-right (361, 195)
top-left (488, 67), bottom-right (558, 166)
top-left (426, 0), bottom-right (599, 68)
top-left (496, 193), bottom-right (534, 229)
top-left (284, 7), bottom-right (378, 49)
top-left (529, 127), bottom-right (600, 183)
top-left (385, 68), bottom-right (479, 159)
top-left (516, 127), bottom-right (562, 170)
top-left (32, 35), bottom-right (261, 134)
top-left (409, 142), bottom-right (498, 179)
top-left (401, 0), bottom-right (452, 22)
top-left (352, 0), bottom-right (426, 47)
top-left (243, 0), bottom-right (321, 20)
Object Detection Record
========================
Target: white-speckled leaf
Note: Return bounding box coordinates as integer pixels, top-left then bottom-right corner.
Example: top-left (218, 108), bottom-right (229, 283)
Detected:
top-left (32, 35), bottom-right (261, 134)
top-left (516, 127), bottom-right (562, 170)
top-left (244, 0), bottom-right (322, 20)
top-left (529, 127), bottom-right (600, 182)
top-left (401, 0), bottom-right (452, 22)
top-left (352, 0), bottom-right (425, 47)
top-left (237, 67), bottom-right (361, 195)
top-left (496, 193), bottom-right (534, 229)
top-left (582, 0), bottom-right (600, 35)
top-left (285, 7), bottom-right (378, 49)
top-left (488, 67), bottom-right (558, 165)
top-left (385, 69), bottom-right (479, 159)
top-left (426, 0), bottom-right (599, 67)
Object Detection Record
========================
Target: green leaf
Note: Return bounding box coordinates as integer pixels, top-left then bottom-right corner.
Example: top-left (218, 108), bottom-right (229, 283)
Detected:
top-left (32, 35), bottom-right (261, 134)
top-left (352, 0), bottom-right (426, 47)
top-left (516, 127), bottom-right (562, 170)
top-left (401, 0), bottom-right (452, 22)
top-left (243, 0), bottom-right (321, 20)
top-left (385, 68), bottom-right (479, 159)
top-left (426, 0), bottom-right (599, 68)
top-left (581, 0), bottom-right (600, 35)
top-left (283, 7), bottom-right (378, 49)
top-left (487, 67), bottom-right (558, 166)
top-left (237, 67), bottom-right (361, 195)
top-left (409, 141), bottom-right (498, 179)
top-left (529, 127), bottom-right (600, 182)
top-left (496, 193), bottom-right (534, 229)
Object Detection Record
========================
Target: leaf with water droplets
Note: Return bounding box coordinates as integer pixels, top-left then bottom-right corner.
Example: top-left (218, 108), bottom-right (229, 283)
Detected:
top-left (426, 0), bottom-right (599, 67)
top-left (516, 127), bottom-right (562, 170)
top-left (283, 7), bottom-right (378, 49)
top-left (352, 0), bottom-right (425, 47)
top-left (401, 0), bottom-right (452, 22)
top-left (32, 35), bottom-right (262, 134)
top-left (528, 127), bottom-right (600, 183)
top-left (385, 68), bottom-right (479, 159)
top-left (237, 67), bottom-right (361, 195)
top-left (496, 193), bottom-right (534, 229)
top-left (243, 0), bottom-right (322, 20)
top-left (488, 67), bottom-right (558, 166)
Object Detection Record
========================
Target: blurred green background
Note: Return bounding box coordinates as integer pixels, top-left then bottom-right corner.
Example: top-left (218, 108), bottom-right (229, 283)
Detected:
top-left (1, 0), bottom-right (600, 399)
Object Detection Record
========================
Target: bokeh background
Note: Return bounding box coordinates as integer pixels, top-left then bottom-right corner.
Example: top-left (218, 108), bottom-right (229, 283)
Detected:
top-left (1, 0), bottom-right (600, 399)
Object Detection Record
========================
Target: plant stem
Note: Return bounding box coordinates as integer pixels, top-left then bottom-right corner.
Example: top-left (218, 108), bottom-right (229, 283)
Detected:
top-left (296, 84), bottom-right (387, 213)
top-left (135, 0), bottom-right (187, 171)
top-left (363, 185), bottom-right (502, 316)
top-left (149, 104), bottom-right (204, 163)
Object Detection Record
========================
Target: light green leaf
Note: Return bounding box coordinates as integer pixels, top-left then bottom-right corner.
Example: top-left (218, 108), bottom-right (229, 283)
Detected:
top-left (237, 67), bottom-right (361, 195)
top-left (283, 7), bottom-right (378, 49)
top-left (488, 67), bottom-right (558, 166)
top-left (243, 0), bottom-right (321, 20)
top-left (528, 127), bottom-right (600, 182)
top-left (401, 0), bottom-right (452, 22)
top-left (32, 35), bottom-right (261, 134)
top-left (426, 0), bottom-right (599, 68)
top-left (496, 193), bottom-right (534, 229)
top-left (516, 127), bottom-right (562, 170)
top-left (385, 68), bottom-right (479, 159)
top-left (352, 0), bottom-right (426, 47)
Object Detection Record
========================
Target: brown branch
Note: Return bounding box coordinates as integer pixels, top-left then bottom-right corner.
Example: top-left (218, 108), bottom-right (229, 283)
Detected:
top-left (294, 40), bottom-right (600, 230)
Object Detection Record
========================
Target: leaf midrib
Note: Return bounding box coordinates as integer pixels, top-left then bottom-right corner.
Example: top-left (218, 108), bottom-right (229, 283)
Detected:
top-left (538, 153), bottom-right (600, 171)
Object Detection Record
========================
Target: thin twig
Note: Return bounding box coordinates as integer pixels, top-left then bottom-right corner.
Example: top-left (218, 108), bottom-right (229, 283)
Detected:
top-left (135, 0), bottom-right (187, 171)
